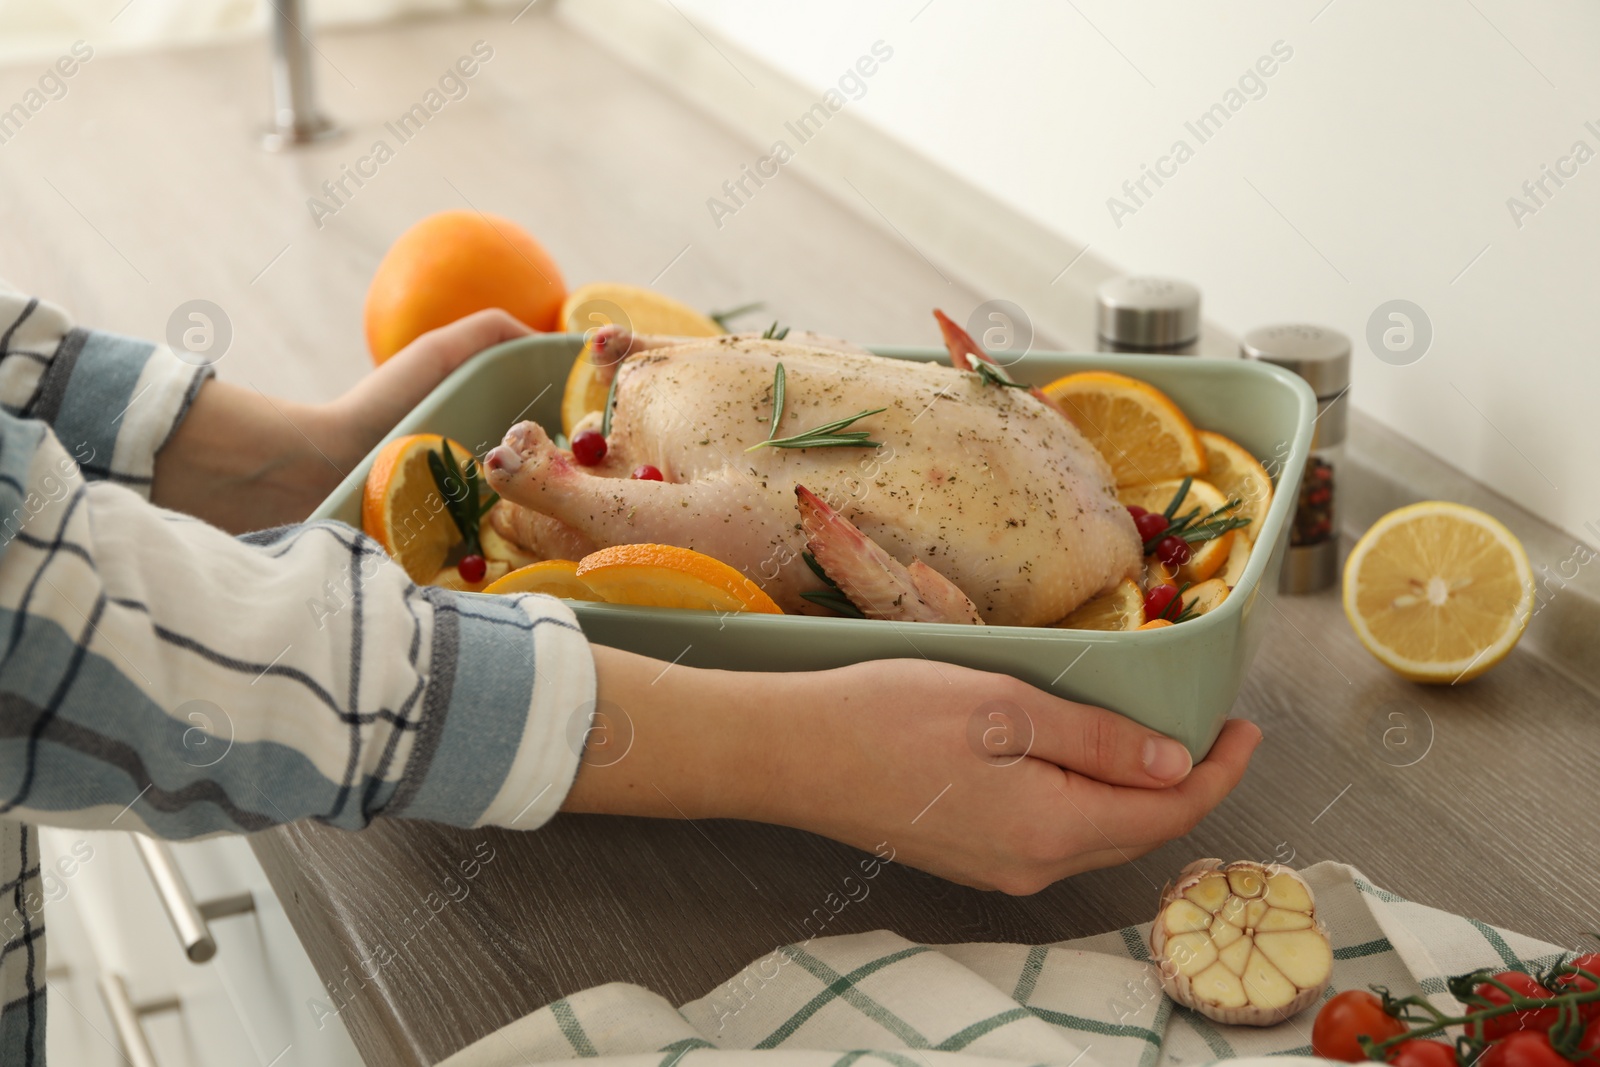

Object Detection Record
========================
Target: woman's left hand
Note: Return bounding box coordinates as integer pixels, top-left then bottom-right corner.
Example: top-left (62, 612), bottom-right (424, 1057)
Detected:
top-left (321, 309), bottom-right (534, 472)
top-left (153, 309), bottom-right (533, 533)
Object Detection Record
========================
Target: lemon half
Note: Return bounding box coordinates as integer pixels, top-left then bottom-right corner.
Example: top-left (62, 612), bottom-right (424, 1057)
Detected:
top-left (1343, 501), bottom-right (1533, 683)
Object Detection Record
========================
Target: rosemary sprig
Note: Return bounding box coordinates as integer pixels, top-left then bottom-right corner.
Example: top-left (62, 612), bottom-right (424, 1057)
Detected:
top-left (745, 361), bottom-right (883, 451)
top-left (800, 551), bottom-right (866, 618)
top-left (1141, 482), bottom-right (1254, 553)
top-left (800, 590), bottom-right (866, 616)
top-left (766, 362), bottom-right (787, 442)
top-left (972, 359), bottom-right (1031, 389)
top-left (426, 441), bottom-right (498, 556)
top-left (1163, 476), bottom-right (1194, 522)
top-left (761, 321), bottom-right (790, 341)
top-left (746, 407), bottom-right (886, 451)
top-left (707, 300), bottom-right (765, 330)
top-left (1160, 581), bottom-right (1196, 623)
top-left (1176, 516), bottom-right (1253, 545)
top-left (600, 371), bottom-right (620, 437)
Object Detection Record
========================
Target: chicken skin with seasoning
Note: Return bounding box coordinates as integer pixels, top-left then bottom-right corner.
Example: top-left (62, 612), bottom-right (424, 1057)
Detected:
top-left (483, 320), bottom-right (1142, 626)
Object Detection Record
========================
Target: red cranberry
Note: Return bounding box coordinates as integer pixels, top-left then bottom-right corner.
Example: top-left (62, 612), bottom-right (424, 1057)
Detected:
top-left (1143, 583), bottom-right (1179, 620)
top-left (458, 554), bottom-right (487, 583)
top-left (571, 429), bottom-right (607, 466)
top-left (631, 464), bottom-right (664, 481)
top-left (1126, 504), bottom-right (1148, 519)
top-left (1155, 535), bottom-right (1192, 567)
top-left (1134, 511), bottom-right (1170, 541)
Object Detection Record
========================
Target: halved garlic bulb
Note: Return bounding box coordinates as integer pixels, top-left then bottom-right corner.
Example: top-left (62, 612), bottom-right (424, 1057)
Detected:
top-left (1149, 859), bottom-right (1332, 1025)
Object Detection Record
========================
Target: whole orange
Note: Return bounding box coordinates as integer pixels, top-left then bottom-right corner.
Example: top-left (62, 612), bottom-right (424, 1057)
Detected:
top-left (363, 210), bottom-right (566, 363)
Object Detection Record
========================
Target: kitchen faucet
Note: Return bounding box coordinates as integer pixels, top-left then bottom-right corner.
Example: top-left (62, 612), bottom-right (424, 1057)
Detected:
top-left (262, 0), bottom-right (341, 150)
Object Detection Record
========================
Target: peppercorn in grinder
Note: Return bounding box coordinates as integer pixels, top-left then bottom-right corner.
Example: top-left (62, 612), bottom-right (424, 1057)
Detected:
top-left (1241, 325), bottom-right (1350, 595)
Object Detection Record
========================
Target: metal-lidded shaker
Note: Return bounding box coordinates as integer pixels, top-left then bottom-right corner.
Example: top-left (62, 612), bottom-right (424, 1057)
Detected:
top-left (1096, 277), bottom-right (1201, 354)
top-left (1241, 324), bottom-right (1351, 594)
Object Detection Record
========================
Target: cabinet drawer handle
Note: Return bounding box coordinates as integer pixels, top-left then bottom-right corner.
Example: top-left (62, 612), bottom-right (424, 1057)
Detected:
top-left (132, 835), bottom-right (256, 963)
top-left (97, 972), bottom-right (179, 1067)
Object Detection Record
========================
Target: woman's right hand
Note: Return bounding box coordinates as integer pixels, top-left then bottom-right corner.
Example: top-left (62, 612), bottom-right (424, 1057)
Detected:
top-left (567, 649), bottom-right (1261, 896)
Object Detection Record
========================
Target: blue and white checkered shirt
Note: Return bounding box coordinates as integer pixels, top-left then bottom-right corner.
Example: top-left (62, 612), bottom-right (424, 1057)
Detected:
top-left (0, 290), bottom-right (596, 1064)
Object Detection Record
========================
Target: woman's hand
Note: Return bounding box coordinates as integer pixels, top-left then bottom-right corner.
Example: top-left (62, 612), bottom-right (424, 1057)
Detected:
top-left (318, 309), bottom-right (534, 472)
top-left (153, 309), bottom-right (532, 532)
top-left (566, 649), bottom-right (1262, 895)
top-left (772, 659), bottom-right (1262, 894)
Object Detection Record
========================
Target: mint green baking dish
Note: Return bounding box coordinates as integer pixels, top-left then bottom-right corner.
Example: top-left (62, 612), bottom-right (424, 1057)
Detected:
top-left (312, 336), bottom-right (1316, 757)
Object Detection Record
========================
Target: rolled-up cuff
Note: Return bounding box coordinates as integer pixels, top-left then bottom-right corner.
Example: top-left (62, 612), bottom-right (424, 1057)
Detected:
top-left (391, 588), bottom-right (595, 831)
top-left (35, 329), bottom-right (213, 501)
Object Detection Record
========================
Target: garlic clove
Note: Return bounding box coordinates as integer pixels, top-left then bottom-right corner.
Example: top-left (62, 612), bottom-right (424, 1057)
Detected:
top-left (1193, 962), bottom-right (1249, 1008)
top-left (1210, 916), bottom-right (1245, 949)
top-left (1164, 899), bottom-right (1214, 934)
top-left (1167, 931), bottom-right (1219, 977)
top-left (1265, 871), bottom-right (1312, 911)
top-left (1219, 895), bottom-right (1248, 927)
top-left (1242, 949), bottom-right (1298, 1009)
top-left (1185, 873), bottom-right (1231, 912)
top-left (1227, 867), bottom-right (1265, 898)
top-left (1253, 930), bottom-right (1333, 988)
top-left (1256, 907), bottom-right (1313, 932)
top-left (1218, 935), bottom-right (1253, 976)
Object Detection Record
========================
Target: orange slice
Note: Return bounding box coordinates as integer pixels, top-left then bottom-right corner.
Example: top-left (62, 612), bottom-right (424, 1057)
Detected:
top-left (561, 348), bottom-right (610, 439)
top-left (1199, 431), bottom-right (1273, 542)
top-left (1118, 478), bottom-right (1238, 585)
top-left (1178, 578), bottom-right (1231, 619)
top-left (484, 560), bottom-right (604, 600)
top-left (1042, 370), bottom-right (1205, 486)
top-left (574, 543), bottom-right (783, 614)
top-left (560, 283), bottom-right (724, 436)
top-left (363, 433), bottom-right (471, 584)
top-left (1342, 502), bottom-right (1533, 683)
top-left (1217, 533), bottom-right (1252, 588)
top-left (1053, 578), bottom-right (1144, 631)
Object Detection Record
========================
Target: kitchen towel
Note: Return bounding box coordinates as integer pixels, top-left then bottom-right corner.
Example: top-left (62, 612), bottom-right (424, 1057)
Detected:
top-left (436, 862), bottom-right (1569, 1067)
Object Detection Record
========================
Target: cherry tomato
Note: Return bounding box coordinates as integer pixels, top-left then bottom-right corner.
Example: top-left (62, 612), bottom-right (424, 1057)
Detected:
top-left (1386, 1040), bottom-right (1457, 1067)
top-left (457, 554), bottom-right (487, 583)
top-left (1552, 954), bottom-right (1600, 1024)
top-left (631, 464), bottom-right (664, 481)
top-left (571, 429), bottom-right (607, 466)
top-left (1467, 973), bottom-right (1557, 1040)
top-left (1313, 990), bottom-right (1408, 1063)
top-left (1142, 583), bottom-right (1179, 620)
top-left (1478, 1031), bottom-right (1567, 1067)
top-left (1135, 511), bottom-right (1170, 541)
top-left (1155, 535), bottom-right (1192, 567)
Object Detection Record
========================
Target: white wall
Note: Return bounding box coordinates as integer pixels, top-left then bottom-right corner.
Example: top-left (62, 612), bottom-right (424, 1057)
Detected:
top-left (668, 0), bottom-right (1600, 544)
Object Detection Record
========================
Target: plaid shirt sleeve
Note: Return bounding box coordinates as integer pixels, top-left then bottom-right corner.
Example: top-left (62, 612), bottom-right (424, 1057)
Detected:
top-left (0, 290), bottom-right (597, 1065)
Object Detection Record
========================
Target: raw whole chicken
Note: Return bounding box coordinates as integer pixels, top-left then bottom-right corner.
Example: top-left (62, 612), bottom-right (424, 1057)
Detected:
top-left (483, 315), bottom-right (1142, 626)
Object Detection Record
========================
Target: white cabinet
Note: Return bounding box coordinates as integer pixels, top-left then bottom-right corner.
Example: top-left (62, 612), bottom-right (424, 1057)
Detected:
top-left (41, 828), bottom-right (364, 1067)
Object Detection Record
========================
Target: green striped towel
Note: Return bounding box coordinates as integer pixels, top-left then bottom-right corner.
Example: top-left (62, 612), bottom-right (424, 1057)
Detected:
top-left (438, 862), bottom-right (1568, 1067)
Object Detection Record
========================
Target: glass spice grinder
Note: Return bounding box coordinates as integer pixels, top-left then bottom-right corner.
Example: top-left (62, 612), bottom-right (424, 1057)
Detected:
top-left (1240, 324), bottom-right (1351, 594)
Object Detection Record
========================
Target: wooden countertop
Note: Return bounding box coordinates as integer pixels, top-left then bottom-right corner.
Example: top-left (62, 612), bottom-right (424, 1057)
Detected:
top-left (3, 11), bottom-right (1596, 1067)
